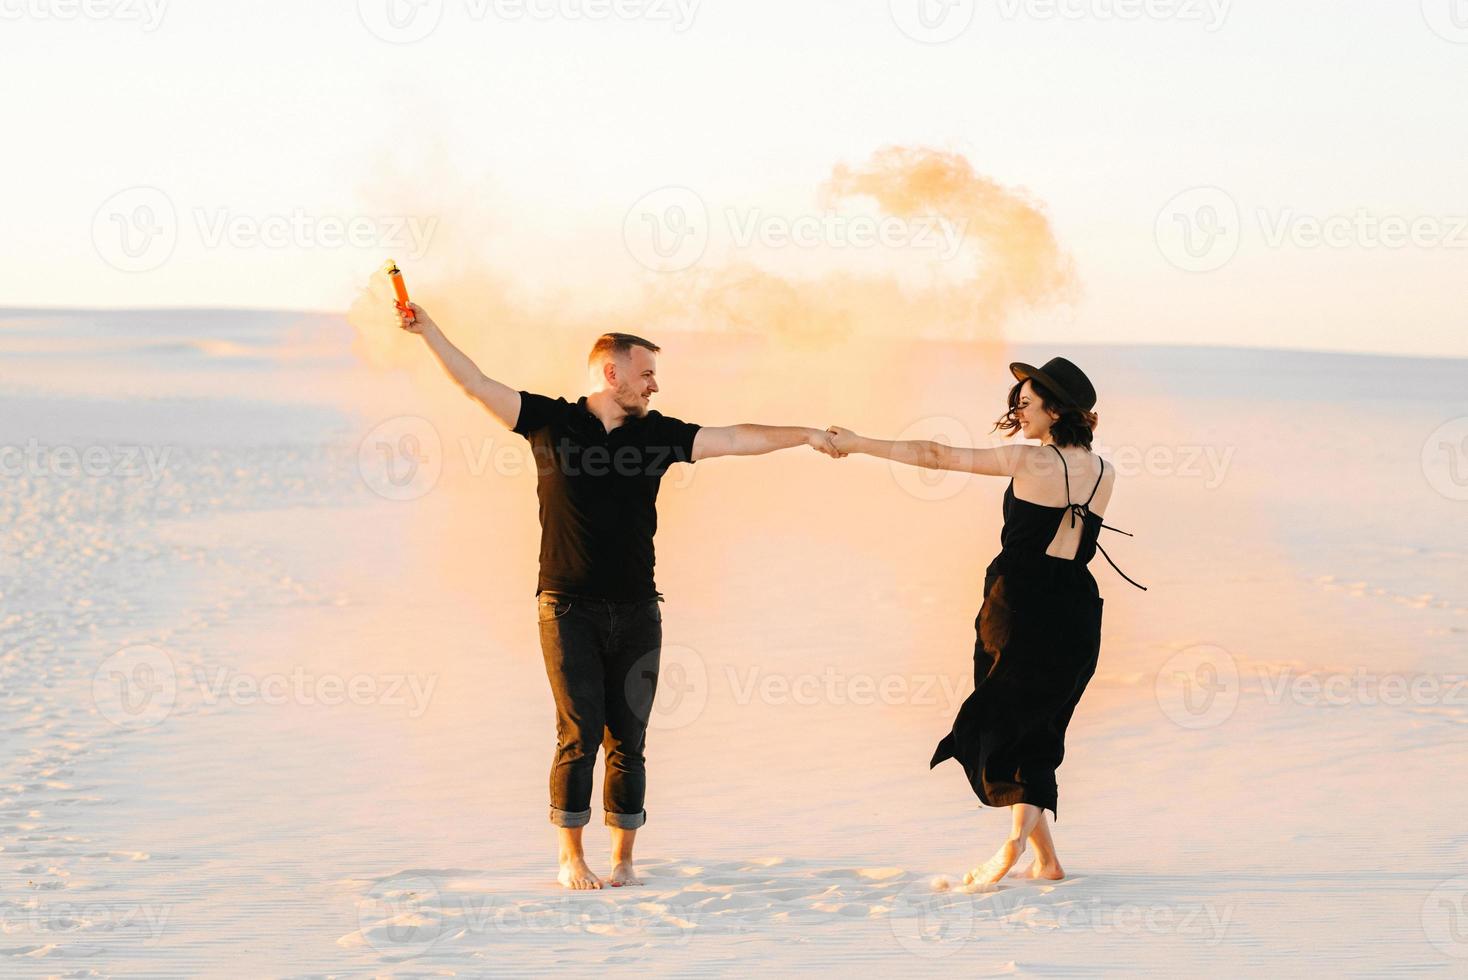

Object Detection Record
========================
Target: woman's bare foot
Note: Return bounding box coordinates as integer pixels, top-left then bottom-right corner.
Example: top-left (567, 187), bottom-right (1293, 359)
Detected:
top-left (608, 861), bottom-right (643, 886)
top-left (1025, 860), bottom-right (1065, 880)
top-left (558, 854), bottom-right (603, 890)
top-left (964, 838), bottom-right (1025, 887)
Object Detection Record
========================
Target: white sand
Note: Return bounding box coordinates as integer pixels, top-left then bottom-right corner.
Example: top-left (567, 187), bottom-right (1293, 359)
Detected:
top-left (2, 309), bottom-right (1466, 975)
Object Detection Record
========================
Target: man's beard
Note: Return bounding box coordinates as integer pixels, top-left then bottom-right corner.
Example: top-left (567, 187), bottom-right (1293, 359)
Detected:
top-left (617, 387), bottom-right (648, 417)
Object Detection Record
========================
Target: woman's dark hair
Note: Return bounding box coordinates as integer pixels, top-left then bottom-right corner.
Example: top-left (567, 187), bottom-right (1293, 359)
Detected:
top-left (993, 378), bottom-right (1098, 449)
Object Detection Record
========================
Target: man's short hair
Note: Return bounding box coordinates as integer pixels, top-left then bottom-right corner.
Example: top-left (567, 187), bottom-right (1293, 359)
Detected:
top-left (588, 332), bottom-right (660, 366)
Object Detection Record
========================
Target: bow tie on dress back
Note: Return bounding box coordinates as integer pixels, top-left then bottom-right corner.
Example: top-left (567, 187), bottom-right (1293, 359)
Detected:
top-left (1050, 445), bottom-right (1148, 592)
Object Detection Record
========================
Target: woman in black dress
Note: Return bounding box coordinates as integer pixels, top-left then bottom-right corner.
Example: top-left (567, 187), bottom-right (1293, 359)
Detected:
top-left (826, 357), bottom-right (1145, 886)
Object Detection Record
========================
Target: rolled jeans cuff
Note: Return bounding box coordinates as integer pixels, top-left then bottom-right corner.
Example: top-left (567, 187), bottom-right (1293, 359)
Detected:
top-left (549, 806), bottom-right (591, 828)
top-left (604, 809), bottom-right (646, 830)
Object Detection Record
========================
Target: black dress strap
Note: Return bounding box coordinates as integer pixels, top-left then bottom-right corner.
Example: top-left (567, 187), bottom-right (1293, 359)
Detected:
top-left (1047, 445), bottom-right (1148, 591)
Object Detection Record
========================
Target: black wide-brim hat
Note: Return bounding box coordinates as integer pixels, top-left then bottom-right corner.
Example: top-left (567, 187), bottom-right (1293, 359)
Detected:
top-left (1009, 356), bottom-right (1097, 413)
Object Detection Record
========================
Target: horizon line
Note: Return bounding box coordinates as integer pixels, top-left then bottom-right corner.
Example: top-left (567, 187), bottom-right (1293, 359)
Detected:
top-left (1, 305), bottom-right (1460, 364)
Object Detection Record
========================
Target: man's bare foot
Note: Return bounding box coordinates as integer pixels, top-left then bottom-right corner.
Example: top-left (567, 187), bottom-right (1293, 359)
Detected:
top-left (963, 838), bottom-right (1024, 887)
top-left (608, 861), bottom-right (643, 887)
top-left (1025, 860), bottom-right (1065, 881)
top-left (558, 855), bottom-right (603, 890)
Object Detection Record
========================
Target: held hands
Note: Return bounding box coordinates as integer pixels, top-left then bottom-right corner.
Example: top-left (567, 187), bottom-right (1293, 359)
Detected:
top-left (825, 426), bottom-right (860, 458)
top-left (807, 428), bottom-right (843, 458)
top-left (806, 426), bottom-right (859, 459)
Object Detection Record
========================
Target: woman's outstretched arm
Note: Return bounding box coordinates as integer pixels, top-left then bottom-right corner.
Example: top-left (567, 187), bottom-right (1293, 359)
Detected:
top-left (825, 426), bottom-right (1027, 477)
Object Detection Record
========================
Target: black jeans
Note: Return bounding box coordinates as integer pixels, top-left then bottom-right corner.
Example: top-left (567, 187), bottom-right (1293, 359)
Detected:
top-left (537, 591), bottom-right (662, 829)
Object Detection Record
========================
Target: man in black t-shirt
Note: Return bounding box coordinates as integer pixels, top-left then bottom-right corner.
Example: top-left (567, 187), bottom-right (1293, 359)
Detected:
top-left (399, 302), bottom-right (838, 890)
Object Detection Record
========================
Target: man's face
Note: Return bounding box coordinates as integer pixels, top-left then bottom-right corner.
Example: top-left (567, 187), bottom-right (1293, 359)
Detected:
top-left (613, 345), bottom-right (660, 417)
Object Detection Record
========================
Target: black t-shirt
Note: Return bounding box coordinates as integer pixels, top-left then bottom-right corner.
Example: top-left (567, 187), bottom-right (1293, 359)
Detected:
top-left (512, 391), bottom-right (701, 600)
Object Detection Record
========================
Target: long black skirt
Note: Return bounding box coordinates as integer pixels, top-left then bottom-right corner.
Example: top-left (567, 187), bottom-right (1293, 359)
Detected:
top-left (930, 562), bottom-right (1103, 820)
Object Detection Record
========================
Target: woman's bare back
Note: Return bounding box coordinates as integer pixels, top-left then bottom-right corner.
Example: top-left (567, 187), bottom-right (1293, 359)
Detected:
top-left (1009, 444), bottom-right (1117, 562)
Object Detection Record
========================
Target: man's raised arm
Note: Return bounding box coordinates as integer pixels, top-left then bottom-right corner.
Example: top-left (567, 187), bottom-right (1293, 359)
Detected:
top-left (400, 302), bottom-right (521, 429)
top-left (691, 424), bottom-right (838, 461)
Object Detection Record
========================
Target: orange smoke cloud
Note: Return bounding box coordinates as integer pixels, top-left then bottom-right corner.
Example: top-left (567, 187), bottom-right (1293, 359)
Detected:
top-left (348, 144), bottom-right (1077, 365)
top-left (822, 146), bottom-right (1079, 334)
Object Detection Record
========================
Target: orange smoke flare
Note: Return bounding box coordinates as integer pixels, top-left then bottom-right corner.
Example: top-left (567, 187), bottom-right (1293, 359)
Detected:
top-left (384, 259), bottom-right (414, 322)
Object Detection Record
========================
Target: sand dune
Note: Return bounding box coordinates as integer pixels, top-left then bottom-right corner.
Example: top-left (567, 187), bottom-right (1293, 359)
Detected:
top-left (2, 310), bottom-right (1466, 974)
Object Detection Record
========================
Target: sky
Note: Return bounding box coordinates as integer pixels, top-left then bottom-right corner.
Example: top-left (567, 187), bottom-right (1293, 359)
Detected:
top-left (1, 0), bottom-right (1465, 357)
